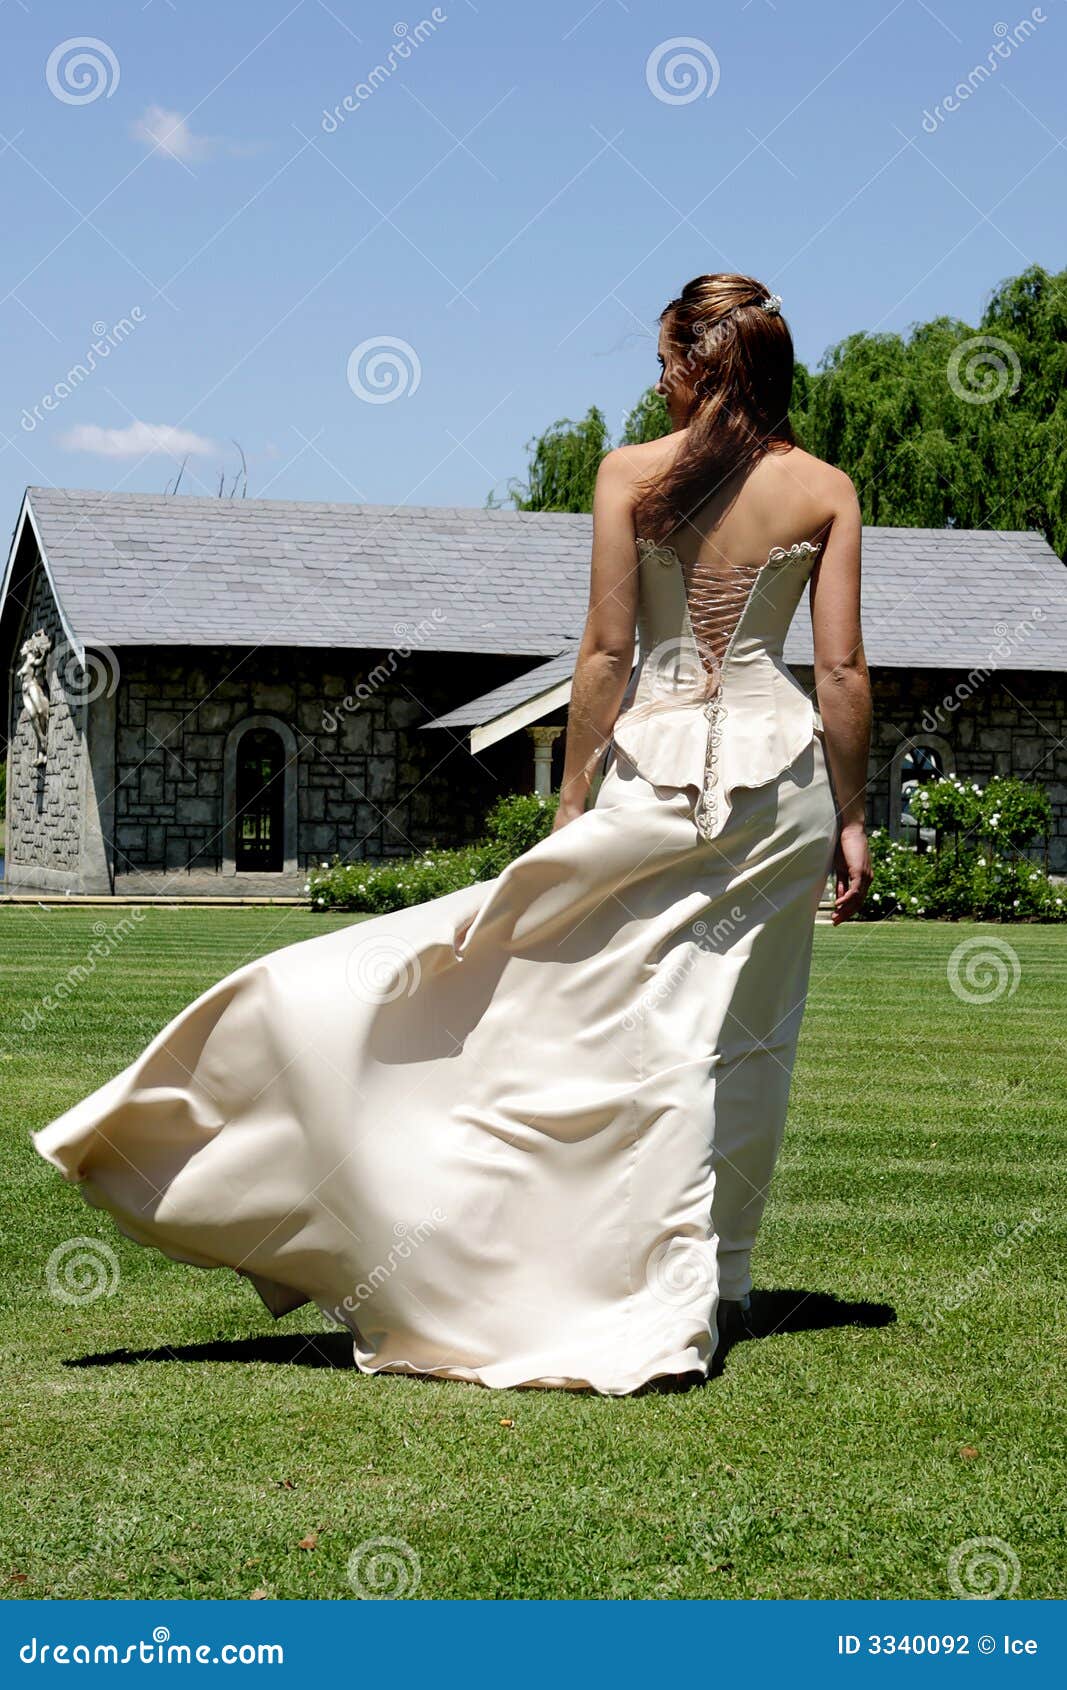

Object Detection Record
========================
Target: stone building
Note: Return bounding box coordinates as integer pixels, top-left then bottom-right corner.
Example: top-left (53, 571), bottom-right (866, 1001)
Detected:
top-left (2, 486), bottom-right (1066, 895)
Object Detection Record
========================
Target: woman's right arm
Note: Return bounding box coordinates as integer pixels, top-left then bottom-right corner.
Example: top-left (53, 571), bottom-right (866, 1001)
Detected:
top-left (552, 450), bottom-right (639, 830)
top-left (810, 474), bottom-right (873, 923)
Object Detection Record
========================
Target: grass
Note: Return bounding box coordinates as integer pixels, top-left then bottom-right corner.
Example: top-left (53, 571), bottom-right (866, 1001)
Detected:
top-left (0, 907), bottom-right (1062, 1601)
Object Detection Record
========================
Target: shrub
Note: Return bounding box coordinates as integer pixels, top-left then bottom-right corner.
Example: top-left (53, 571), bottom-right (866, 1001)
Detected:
top-left (971, 855), bottom-right (1067, 922)
top-left (481, 791), bottom-right (558, 873)
top-left (908, 773), bottom-right (1052, 860)
top-left (862, 774), bottom-right (1065, 923)
top-left (307, 791), bottom-right (559, 913)
top-left (864, 829), bottom-right (932, 918)
top-left (307, 845), bottom-right (494, 913)
top-left (907, 774), bottom-right (981, 844)
top-left (978, 775), bottom-right (1053, 854)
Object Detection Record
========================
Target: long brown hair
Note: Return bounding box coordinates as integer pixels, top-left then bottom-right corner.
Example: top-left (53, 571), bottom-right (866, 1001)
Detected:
top-left (633, 272), bottom-right (796, 543)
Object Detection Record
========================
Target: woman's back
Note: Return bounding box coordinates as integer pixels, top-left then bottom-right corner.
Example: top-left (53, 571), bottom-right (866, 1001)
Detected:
top-left (626, 435), bottom-right (851, 577)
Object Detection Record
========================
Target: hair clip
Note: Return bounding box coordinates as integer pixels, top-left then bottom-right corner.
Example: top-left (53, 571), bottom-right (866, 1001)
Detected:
top-left (760, 294), bottom-right (783, 315)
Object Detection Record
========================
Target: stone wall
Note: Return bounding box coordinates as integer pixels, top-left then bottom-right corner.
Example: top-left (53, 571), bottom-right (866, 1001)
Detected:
top-left (111, 646), bottom-right (532, 874)
top-left (5, 564), bottom-right (84, 876)
top-left (9, 629), bottom-right (1064, 888)
top-left (794, 663), bottom-right (1067, 871)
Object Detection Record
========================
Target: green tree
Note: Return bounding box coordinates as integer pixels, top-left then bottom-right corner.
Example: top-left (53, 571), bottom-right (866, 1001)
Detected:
top-left (499, 406), bottom-right (611, 513)
top-left (620, 389), bottom-right (670, 444)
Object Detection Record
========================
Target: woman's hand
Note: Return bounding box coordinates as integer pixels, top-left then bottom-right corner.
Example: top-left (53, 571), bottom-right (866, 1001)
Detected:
top-left (831, 821), bottom-right (871, 924)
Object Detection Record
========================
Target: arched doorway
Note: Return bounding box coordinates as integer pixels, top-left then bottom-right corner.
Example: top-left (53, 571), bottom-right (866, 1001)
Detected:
top-left (235, 728), bottom-right (285, 870)
top-left (222, 715), bottom-right (298, 876)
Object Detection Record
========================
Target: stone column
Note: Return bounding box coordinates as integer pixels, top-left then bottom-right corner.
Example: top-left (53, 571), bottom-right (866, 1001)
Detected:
top-left (527, 724), bottom-right (564, 796)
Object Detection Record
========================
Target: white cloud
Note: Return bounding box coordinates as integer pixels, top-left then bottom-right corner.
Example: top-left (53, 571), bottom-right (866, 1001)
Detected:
top-left (132, 105), bottom-right (210, 161)
top-left (59, 421), bottom-right (218, 459)
top-left (131, 104), bottom-right (261, 162)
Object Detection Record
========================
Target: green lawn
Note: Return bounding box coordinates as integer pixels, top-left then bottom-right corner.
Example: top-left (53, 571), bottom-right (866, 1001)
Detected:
top-left (0, 907), bottom-right (1062, 1600)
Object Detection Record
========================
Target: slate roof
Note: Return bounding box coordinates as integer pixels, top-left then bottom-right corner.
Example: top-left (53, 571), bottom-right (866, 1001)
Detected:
top-left (5, 492), bottom-right (1066, 695)
top-left (11, 487), bottom-right (593, 656)
top-left (426, 646), bottom-right (577, 731)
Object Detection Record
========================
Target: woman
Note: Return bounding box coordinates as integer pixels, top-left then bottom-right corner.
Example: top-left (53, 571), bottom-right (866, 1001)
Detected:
top-left (35, 273), bottom-right (872, 1395)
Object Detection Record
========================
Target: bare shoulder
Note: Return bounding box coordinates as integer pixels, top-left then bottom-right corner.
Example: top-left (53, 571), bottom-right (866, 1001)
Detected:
top-left (775, 445), bottom-right (858, 511)
top-left (596, 437), bottom-right (677, 494)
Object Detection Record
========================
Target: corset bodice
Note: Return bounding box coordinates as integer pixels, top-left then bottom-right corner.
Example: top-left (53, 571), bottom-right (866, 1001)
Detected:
top-left (610, 537), bottom-right (823, 841)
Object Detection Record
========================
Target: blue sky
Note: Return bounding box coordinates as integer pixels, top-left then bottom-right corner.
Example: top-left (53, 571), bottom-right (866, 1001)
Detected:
top-left (1, 0), bottom-right (1063, 517)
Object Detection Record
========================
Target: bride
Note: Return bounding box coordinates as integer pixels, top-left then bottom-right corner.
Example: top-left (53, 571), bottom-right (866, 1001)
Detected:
top-left (35, 272), bottom-right (872, 1395)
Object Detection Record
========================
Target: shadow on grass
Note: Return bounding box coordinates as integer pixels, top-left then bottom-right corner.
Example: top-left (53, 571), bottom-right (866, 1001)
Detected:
top-left (747, 1287), bottom-right (896, 1340)
top-left (65, 1332), bottom-right (358, 1370)
top-left (65, 1289), bottom-right (895, 1386)
top-left (640, 1288), bottom-right (897, 1395)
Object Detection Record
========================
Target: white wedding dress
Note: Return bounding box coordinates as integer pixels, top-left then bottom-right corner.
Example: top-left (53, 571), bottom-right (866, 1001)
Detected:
top-left (35, 535), bottom-right (838, 1394)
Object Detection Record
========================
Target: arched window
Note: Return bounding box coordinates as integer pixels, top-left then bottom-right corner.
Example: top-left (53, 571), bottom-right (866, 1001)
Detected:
top-left (890, 734), bottom-right (955, 847)
top-left (223, 715), bottom-right (298, 875)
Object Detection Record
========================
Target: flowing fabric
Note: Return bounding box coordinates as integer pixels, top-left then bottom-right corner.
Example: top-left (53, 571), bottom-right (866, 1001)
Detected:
top-left (34, 537), bottom-right (838, 1394)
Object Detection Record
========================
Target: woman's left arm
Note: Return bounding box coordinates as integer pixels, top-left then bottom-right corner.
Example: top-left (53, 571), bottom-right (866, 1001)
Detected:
top-left (552, 450), bottom-right (640, 831)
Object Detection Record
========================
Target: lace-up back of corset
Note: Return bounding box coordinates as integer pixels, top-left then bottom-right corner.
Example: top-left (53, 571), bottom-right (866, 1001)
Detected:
top-left (632, 535), bottom-right (821, 701)
top-left (615, 535), bottom-right (824, 841)
top-left (676, 552), bottom-right (768, 680)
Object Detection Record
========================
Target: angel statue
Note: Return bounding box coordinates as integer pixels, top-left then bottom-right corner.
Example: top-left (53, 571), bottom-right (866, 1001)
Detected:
top-left (18, 629), bottom-right (52, 766)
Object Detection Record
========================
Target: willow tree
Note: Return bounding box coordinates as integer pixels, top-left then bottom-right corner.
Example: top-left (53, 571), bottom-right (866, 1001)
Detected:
top-left (501, 406), bottom-right (611, 513)
top-left (793, 263), bottom-right (1067, 553)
